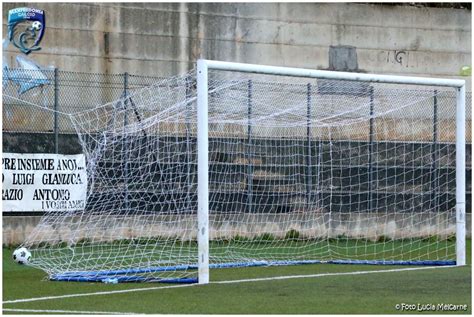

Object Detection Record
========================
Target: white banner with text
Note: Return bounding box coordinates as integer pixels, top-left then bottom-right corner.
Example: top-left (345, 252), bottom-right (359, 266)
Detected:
top-left (2, 153), bottom-right (87, 212)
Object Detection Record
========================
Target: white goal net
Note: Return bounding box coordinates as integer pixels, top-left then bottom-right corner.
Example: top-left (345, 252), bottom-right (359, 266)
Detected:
top-left (11, 61), bottom-right (467, 283)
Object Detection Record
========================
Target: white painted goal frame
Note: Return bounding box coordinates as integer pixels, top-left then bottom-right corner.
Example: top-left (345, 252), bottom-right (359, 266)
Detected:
top-left (196, 59), bottom-right (466, 285)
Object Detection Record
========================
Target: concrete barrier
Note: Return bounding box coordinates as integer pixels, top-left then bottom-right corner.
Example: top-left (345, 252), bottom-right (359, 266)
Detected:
top-left (3, 212), bottom-right (471, 246)
top-left (2, 3), bottom-right (470, 85)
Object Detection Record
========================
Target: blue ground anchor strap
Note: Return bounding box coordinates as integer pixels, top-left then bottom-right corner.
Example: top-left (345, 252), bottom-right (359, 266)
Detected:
top-left (50, 274), bottom-right (198, 284)
top-left (327, 260), bottom-right (457, 266)
top-left (54, 264), bottom-right (198, 277)
top-left (50, 259), bottom-right (456, 283)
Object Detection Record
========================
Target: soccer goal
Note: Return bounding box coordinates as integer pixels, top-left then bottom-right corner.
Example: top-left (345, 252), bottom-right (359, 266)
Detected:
top-left (18, 60), bottom-right (466, 284)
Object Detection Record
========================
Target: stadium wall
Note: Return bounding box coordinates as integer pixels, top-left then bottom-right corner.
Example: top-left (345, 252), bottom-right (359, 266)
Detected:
top-left (3, 213), bottom-right (472, 247)
top-left (2, 3), bottom-right (471, 84)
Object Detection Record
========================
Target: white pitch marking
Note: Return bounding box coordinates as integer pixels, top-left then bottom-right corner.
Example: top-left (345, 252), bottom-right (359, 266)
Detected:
top-left (2, 308), bottom-right (140, 314)
top-left (212, 265), bottom-right (458, 284)
top-left (2, 265), bottom-right (460, 305)
top-left (2, 283), bottom-right (199, 304)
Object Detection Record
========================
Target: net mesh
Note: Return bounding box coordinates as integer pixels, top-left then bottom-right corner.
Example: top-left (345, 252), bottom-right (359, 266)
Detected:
top-left (12, 68), bottom-right (464, 282)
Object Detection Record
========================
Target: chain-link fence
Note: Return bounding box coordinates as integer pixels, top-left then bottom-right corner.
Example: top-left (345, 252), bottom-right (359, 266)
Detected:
top-left (2, 68), bottom-right (473, 216)
top-left (3, 69), bottom-right (163, 154)
top-left (3, 68), bottom-right (472, 149)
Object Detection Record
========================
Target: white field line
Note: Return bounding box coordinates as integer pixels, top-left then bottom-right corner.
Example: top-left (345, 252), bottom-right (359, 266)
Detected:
top-left (212, 265), bottom-right (458, 284)
top-left (3, 265), bottom-right (460, 305)
top-left (3, 308), bottom-right (140, 314)
top-left (2, 283), bottom-right (198, 304)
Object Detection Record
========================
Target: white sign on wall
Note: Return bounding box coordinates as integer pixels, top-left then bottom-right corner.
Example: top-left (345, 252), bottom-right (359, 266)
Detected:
top-left (2, 153), bottom-right (87, 212)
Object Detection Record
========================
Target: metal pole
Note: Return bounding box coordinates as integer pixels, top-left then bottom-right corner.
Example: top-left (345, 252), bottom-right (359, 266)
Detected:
top-left (124, 71), bottom-right (129, 102)
top-left (316, 139), bottom-right (322, 209)
top-left (368, 86), bottom-right (375, 212)
top-left (185, 77), bottom-right (192, 213)
top-left (196, 60), bottom-right (210, 284)
top-left (54, 68), bottom-right (59, 154)
top-left (203, 59), bottom-right (464, 87)
top-left (123, 72), bottom-right (130, 212)
top-left (455, 85), bottom-right (466, 266)
top-left (431, 90), bottom-right (438, 212)
top-left (306, 83), bottom-right (312, 207)
top-left (247, 79), bottom-right (253, 214)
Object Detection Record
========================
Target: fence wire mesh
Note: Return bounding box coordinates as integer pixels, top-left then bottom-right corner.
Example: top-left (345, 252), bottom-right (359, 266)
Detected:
top-left (3, 69), bottom-right (163, 133)
top-left (2, 68), bottom-right (472, 214)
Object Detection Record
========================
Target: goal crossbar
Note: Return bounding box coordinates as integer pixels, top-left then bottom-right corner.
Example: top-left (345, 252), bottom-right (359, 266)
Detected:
top-left (201, 60), bottom-right (465, 87)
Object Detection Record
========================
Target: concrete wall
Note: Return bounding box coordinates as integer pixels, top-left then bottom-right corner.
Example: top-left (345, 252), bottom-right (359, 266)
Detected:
top-left (2, 3), bottom-right (471, 86)
top-left (3, 213), bottom-right (471, 246)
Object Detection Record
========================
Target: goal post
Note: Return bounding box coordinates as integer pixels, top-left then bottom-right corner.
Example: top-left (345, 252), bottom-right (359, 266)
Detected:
top-left (456, 84), bottom-right (466, 267)
top-left (196, 59), bottom-right (466, 284)
top-left (197, 59), bottom-right (210, 284)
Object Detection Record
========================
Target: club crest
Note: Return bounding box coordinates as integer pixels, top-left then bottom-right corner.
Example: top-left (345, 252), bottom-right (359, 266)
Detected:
top-left (8, 7), bottom-right (46, 54)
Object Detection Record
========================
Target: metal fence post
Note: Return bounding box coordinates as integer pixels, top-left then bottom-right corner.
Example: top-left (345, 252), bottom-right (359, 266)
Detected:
top-left (123, 72), bottom-right (130, 212)
top-left (431, 90), bottom-right (439, 212)
top-left (124, 72), bottom-right (129, 97)
top-left (247, 79), bottom-right (253, 214)
top-left (306, 83), bottom-right (312, 207)
top-left (54, 68), bottom-right (59, 154)
top-left (185, 76), bottom-right (192, 212)
top-left (368, 86), bottom-right (375, 212)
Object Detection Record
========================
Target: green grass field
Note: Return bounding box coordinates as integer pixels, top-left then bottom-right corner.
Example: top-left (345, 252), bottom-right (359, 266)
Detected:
top-left (2, 240), bottom-right (471, 314)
